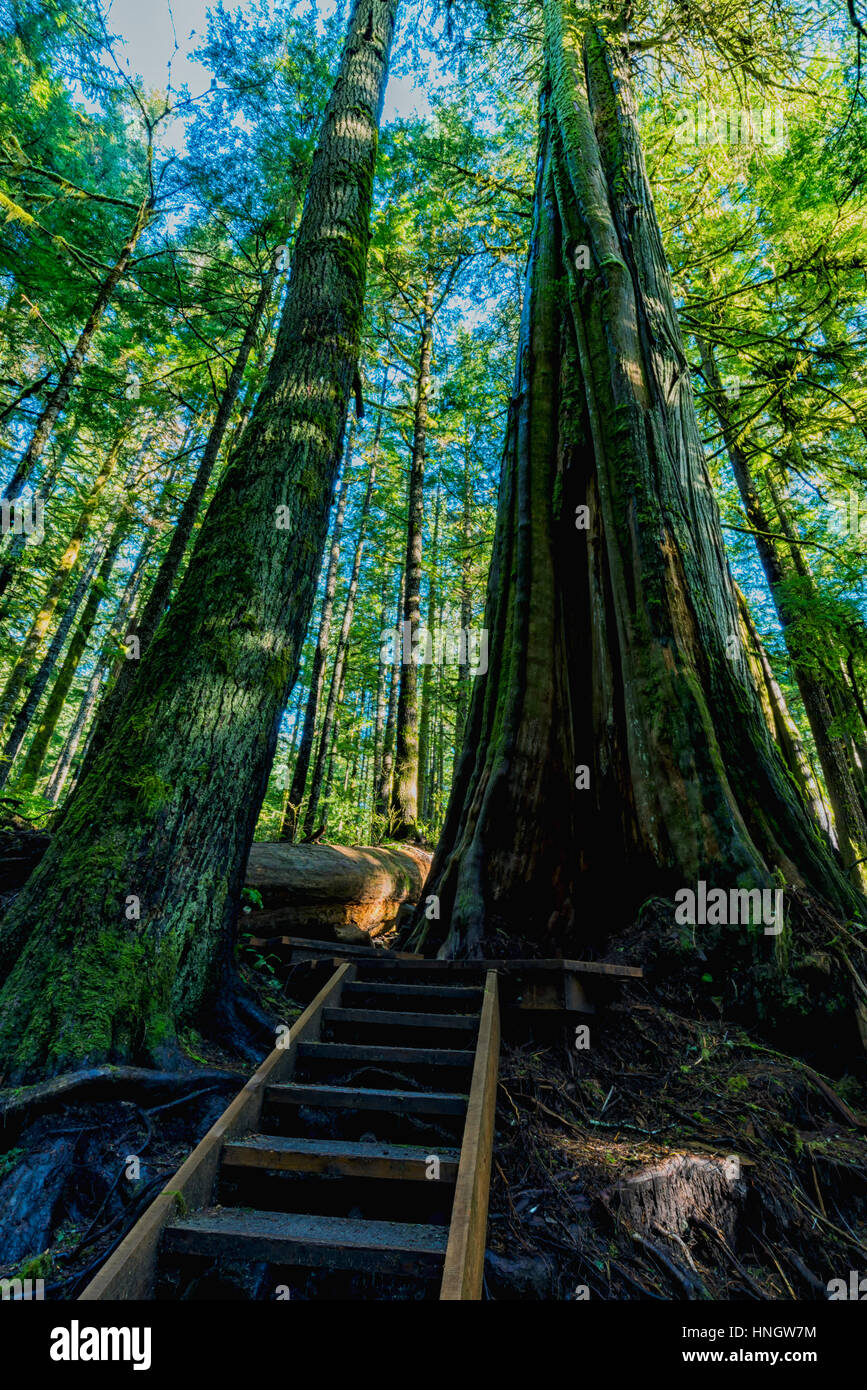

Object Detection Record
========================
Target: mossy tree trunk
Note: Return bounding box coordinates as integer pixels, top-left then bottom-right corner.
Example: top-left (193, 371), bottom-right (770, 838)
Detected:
top-left (0, 0), bottom-right (400, 1082)
top-left (415, 8), bottom-right (863, 963)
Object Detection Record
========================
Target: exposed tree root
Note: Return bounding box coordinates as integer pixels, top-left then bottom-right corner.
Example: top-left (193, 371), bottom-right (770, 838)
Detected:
top-left (0, 1064), bottom-right (244, 1125)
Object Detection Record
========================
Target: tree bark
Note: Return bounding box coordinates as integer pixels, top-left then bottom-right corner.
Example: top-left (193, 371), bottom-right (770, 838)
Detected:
top-left (0, 195), bottom-right (154, 510)
top-left (700, 337), bottom-right (867, 887)
top-left (0, 0), bottom-right (400, 1082)
top-left (279, 426), bottom-right (353, 840)
top-left (418, 479), bottom-right (440, 822)
top-left (85, 254), bottom-right (282, 765)
top-left (391, 272), bottom-right (434, 838)
top-left (43, 523), bottom-right (159, 804)
top-left (454, 426), bottom-right (473, 766)
top-left (304, 419), bottom-right (379, 834)
top-left (10, 506), bottom-right (134, 791)
top-left (375, 565), bottom-right (403, 822)
top-left (0, 422), bottom-right (131, 742)
top-left (414, 10), bottom-right (862, 963)
top-left (0, 502), bottom-right (132, 791)
top-left (371, 563), bottom-right (391, 830)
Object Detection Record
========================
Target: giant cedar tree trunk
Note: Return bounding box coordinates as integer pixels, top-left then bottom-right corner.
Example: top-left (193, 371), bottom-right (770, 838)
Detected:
top-left (416, 10), bottom-right (862, 962)
top-left (0, 0), bottom-right (400, 1081)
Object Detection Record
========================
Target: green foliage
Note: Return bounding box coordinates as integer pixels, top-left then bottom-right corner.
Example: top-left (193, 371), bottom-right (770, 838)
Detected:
top-left (0, 1146), bottom-right (24, 1180)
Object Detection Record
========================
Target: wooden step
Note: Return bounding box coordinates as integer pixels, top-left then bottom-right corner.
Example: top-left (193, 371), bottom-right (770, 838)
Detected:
top-left (266, 1083), bottom-right (468, 1115)
top-left (222, 1134), bottom-right (460, 1181)
top-left (343, 981), bottom-right (483, 1005)
top-left (297, 1042), bottom-right (475, 1068)
top-left (323, 1007), bottom-right (479, 1033)
top-left (162, 1207), bottom-right (448, 1277)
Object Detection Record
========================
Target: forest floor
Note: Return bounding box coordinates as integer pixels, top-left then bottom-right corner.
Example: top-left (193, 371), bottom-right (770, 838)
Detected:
top-left (1, 833), bottom-right (865, 1299)
top-left (486, 891), bottom-right (867, 1301)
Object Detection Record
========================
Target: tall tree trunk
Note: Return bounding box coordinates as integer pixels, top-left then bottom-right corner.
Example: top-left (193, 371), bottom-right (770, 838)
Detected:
top-left (735, 584), bottom-right (833, 839)
top-left (320, 661), bottom-right (348, 833)
top-left (304, 427), bottom-right (378, 835)
top-left (453, 426), bottom-right (473, 766)
top-left (414, 11), bottom-right (862, 964)
top-left (10, 505), bottom-right (134, 791)
top-left (0, 423), bottom-right (131, 740)
top-left (0, 0), bottom-right (400, 1082)
top-left (418, 479), bottom-right (440, 823)
top-left (279, 426), bottom-right (354, 840)
top-left (0, 195), bottom-right (154, 508)
top-left (700, 338), bottom-right (867, 887)
top-left (376, 565), bottom-right (403, 822)
top-left (371, 563), bottom-right (391, 832)
top-left (391, 272), bottom-right (434, 838)
top-left (85, 254), bottom-right (282, 764)
top-left (44, 533), bottom-right (153, 806)
top-left (0, 497), bottom-right (132, 790)
top-left (0, 431), bottom-right (74, 611)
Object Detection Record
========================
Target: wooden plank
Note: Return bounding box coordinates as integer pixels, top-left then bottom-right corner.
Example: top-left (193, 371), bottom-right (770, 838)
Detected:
top-left (266, 1083), bottom-right (468, 1115)
top-left (324, 1007), bottom-right (479, 1032)
top-left (78, 962), bottom-right (354, 1301)
top-left (343, 981), bottom-right (483, 1003)
top-left (162, 1207), bottom-right (448, 1277)
top-left (298, 1041), bottom-right (475, 1068)
top-left (440, 971), bottom-right (500, 1301)
top-left (563, 974), bottom-right (595, 1013)
top-left (222, 1134), bottom-right (460, 1181)
top-left (252, 934), bottom-right (423, 960)
top-left (353, 956), bottom-right (642, 978)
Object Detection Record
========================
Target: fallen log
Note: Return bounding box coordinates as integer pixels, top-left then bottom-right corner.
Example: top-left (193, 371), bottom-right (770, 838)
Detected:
top-left (240, 842), bottom-right (431, 942)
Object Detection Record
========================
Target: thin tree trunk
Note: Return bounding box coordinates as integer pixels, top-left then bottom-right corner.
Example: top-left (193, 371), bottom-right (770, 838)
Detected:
top-left (0, 495), bottom-right (132, 790)
top-left (279, 425), bottom-right (354, 840)
top-left (391, 272), bottom-right (434, 838)
top-left (371, 563), bottom-right (391, 832)
top-left (418, 479), bottom-right (440, 823)
top-left (304, 426), bottom-right (379, 835)
top-left (11, 506), bottom-right (134, 790)
top-left (0, 423), bottom-right (131, 740)
top-left (453, 426), bottom-right (473, 767)
top-left (0, 431), bottom-right (75, 610)
top-left (43, 520), bottom-right (159, 803)
top-left (320, 662), bottom-right (348, 834)
top-left (700, 338), bottom-right (867, 887)
top-left (0, 195), bottom-right (154, 508)
top-left (375, 565), bottom-right (403, 822)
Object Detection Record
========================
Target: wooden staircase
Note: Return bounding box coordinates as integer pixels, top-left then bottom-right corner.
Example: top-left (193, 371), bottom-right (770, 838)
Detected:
top-left (80, 961), bottom-right (500, 1301)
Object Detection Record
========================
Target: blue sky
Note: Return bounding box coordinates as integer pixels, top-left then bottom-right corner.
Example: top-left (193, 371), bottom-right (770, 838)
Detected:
top-left (104, 0), bottom-right (433, 137)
